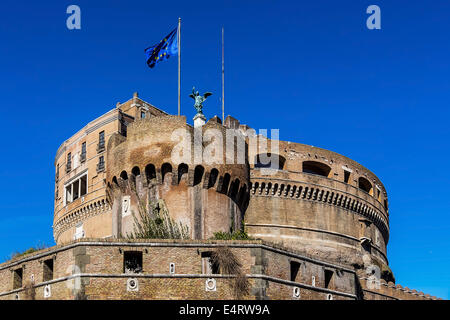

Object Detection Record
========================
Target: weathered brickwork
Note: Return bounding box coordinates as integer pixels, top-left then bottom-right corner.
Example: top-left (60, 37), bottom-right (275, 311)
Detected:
top-left (0, 240), bottom-right (440, 300)
top-left (0, 92), bottom-right (430, 300)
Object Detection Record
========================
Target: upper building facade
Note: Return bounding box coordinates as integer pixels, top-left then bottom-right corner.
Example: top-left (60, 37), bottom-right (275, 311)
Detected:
top-left (52, 93), bottom-right (390, 278)
top-left (0, 92), bottom-right (440, 301)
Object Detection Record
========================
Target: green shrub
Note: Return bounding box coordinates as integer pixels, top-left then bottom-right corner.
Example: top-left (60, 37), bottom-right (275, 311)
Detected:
top-left (127, 199), bottom-right (190, 240)
top-left (211, 230), bottom-right (252, 240)
top-left (5, 242), bottom-right (48, 262)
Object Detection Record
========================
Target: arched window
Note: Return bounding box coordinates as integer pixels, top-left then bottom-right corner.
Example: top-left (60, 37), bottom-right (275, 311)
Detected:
top-left (178, 163), bottom-right (189, 184)
top-left (145, 164), bottom-right (156, 183)
top-left (358, 177), bottom-right (373, 195)
top-left (194, 165), bottom-right (205, 186)
top-left (254, 153), bottom-right (286, 170)
top-left (208, 169), bottom-right (219, 188)
top-left (302, 161), bottom-right (331, 177)
top-left (161, 163), bottom-right (172, 183)
top-left (221, 173), bottom-right (231, 194)
top-left (120, 171), bottom-right (128, 180)
top-left (228, 179), bottom-right (240, 198)
top-left (131, 166), bottom-right (141, 177)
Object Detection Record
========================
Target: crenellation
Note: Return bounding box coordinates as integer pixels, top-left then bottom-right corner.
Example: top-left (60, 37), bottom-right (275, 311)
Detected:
top-left (0, 92), bottom-right (435, 300)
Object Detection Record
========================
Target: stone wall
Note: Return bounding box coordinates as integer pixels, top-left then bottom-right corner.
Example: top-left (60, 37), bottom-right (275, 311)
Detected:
top-left (0, 239), bottom-right (362, 300)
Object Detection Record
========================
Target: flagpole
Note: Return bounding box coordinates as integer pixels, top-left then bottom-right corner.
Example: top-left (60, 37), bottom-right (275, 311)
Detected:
top-left (178, 17), bottom-right (181, 116)
top-left (222, 27), bottom-right (225, 122)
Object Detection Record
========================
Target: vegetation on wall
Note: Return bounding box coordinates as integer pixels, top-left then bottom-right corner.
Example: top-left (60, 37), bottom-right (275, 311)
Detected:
top-left (127, 198), bottom-right (190, 240)
top-left (4, 242), bottom-right (48, 262)
top-left (210, 230), bottom-right (252, 241)
top-left (210, 246), bottom-right (249, 299)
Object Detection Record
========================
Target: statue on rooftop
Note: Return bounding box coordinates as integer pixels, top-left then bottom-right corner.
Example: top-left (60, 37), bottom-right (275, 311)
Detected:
top-left (189, 87), bottom-right (212, 115)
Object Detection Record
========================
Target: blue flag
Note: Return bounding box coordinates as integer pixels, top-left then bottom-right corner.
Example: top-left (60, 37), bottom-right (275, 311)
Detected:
top-left (145, 27), bottom-right (178, 69)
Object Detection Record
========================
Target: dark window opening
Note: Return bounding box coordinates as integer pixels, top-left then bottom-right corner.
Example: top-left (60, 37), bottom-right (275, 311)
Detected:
top-left (384, 199), bottom-right (388, 210)
top-left (201, 251), bottom-right (220, 274)
top-left (178, 163), bottom-right (188, 183)
top-left (220, 173), bottom-right (231, 194)
top-left (302, 161), bottom-right (331, 177)
top-left (80, 175), bottom-right (87, 196)
top-left (97, 155), bottom-right (105, 172)
top-left (132, 166), bottom-right (141, 177)
top-left (120, 171), bottom-right (128, 180)
top-left (81, 142), bottom-right (86, 162)
top-left (97, 131), bottom-right (105, 152)
top-left (66, 152), bottom-right (72, 172)
top-left (72, 179), bottom-right (80, 201)
top-left (324, 270), bottom-right (334, 289)
top-left (43, 259), bottom-right (54, 282)
top-left (194, 165), bottom-right (205, 186)
top-left (141, 111), bottom-right (146, 119)
top-left (208, 169), bottom-right (219, 188)
top-left (161, 163), bottom-right (172, 183)
top-left (344, 170), bottom-right (350, 183)
top-left (13, 268), bottom-right (23, 289)
top-left (254, 153), bottom-right (286, 170)
top-left (358, 177), bottom-right (373, 194)
top-left (145, 164), bottom-right (156, 183)
top-left (123, 251), bottom-right (143, 274)
top-left (290, 261), bottom-right (301, 282)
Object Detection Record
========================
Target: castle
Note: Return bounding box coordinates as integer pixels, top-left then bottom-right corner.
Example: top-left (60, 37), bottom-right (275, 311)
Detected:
top-left (0, 93), bottom-right (441, 300)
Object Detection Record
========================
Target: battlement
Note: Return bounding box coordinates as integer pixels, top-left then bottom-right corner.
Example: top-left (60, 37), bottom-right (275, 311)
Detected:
top-left (43, 93), bottom-right (438, 300)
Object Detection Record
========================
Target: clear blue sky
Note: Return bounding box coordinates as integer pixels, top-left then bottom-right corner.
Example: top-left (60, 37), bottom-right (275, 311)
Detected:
top-left (0, 0), bottom-right (448, 299)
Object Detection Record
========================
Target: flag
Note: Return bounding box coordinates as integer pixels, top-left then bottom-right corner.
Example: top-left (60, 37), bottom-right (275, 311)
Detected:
top-left (145, 27), bottom-right (178, 69)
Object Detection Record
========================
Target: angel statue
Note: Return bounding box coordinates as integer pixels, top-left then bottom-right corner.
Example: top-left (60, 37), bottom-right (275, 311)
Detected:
top-left (189, 87), bottom-right (212, 115)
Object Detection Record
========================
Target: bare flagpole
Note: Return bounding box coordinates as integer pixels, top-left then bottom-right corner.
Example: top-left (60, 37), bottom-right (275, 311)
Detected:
top-left (222, 27), bottom-right (225, 122)
top-left (178, 17), bottom-right (181, 116)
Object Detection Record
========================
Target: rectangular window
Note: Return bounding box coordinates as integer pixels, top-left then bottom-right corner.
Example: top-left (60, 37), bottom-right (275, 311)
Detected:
top-left (72, 179), bottom-right (80, 201)
top-left (344, 170), bottom-right (350, 183)
top-left (65, 185), bottom-right (72, 204)
top-left (80, 175), bottom-right (87, 196)
top-left (201, 251), bottom-right (220, 274)
top-left (43, 259), bottom-right (54, 282)
top-left (290, 261), bottom-right (301, 282)
top-left (324, 269), bottom-right (334, 289)
top-left (97, 131), bottom-right (105, 153)
top-left (97, 156), bottom-right (105, 173)
top-left (64, 173), bottom-right (87, 205)
top-left (124, 251), bottom-right (143, 274)
top-left (13, 268), bottom-right (23, 289)
top-left (81, 142), bottom-right (86, 162)
top-left (66, 152), bottom-right (72, 172)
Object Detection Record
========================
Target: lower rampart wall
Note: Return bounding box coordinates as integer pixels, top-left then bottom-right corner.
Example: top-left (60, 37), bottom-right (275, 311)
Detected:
top-left (0, 239), bottom-right (439, 300)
